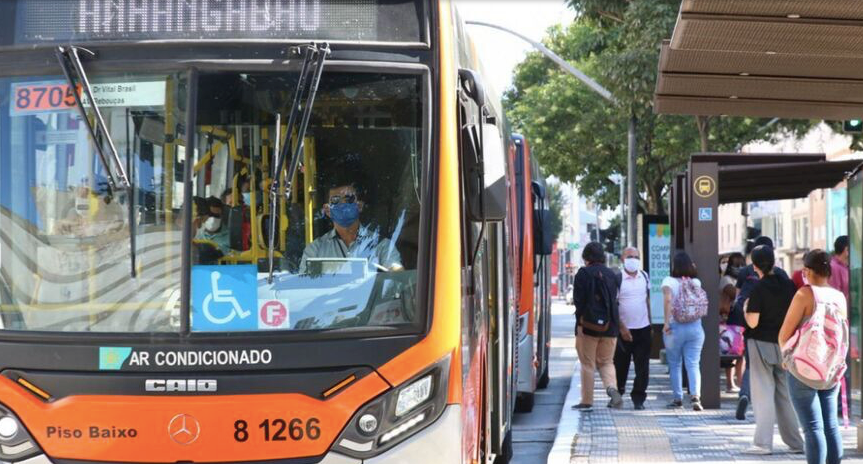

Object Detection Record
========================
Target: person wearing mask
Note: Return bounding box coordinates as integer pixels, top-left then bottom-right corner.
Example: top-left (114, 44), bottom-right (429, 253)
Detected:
top-left (780, 249), bottom-right (848, 464)
top-left (193, 196), bottom-right (231, 255)
top-left (742, 245), bottom-right (804, 455)
top-left (572, 242), bottom-right (623, 411)
top-left (613, 247), bottom-right (652, 410)
top-left (721, 252), bottom-right (747, 392)
top-left (662, 251), bottom-right (706, 411)
top-left (736, 236), bottom-right (789, 420)
top-left (299, 181), bottom-right (402, 274)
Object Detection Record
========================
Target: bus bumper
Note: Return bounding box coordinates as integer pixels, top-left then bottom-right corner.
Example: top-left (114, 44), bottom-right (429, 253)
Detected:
top-left (363, 404), bottom-right (461, 464)
top-left (516, 334), bottom-right (536, 393)
top-left (26, 409), bottom-right (462, 464)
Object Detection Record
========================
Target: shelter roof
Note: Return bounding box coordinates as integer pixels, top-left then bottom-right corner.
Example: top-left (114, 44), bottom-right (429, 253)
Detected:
top-left (688, 153), bottom-right (862, 203)
top-left (654, 1), bottom-right (863, 119)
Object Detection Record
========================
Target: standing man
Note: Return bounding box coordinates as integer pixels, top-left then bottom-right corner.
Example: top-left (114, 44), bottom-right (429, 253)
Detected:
top-left (829, 235), bottom-right (849, 302)
top-left (572, 242), bottom-right (623, 411)
top-left (829, 235), bottom-right (850, 418)
top-left (614, 247), bottom-right (652, 410)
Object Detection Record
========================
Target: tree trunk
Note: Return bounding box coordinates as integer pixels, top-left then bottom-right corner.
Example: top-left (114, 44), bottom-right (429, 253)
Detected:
top-left (695, 116), bottom-right (711, 152)
top-left (646, 182), bottom-right (665, 216)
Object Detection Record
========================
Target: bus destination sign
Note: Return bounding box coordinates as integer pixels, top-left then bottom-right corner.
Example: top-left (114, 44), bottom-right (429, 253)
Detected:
top-left (13, 0), bottom-right (423, 44)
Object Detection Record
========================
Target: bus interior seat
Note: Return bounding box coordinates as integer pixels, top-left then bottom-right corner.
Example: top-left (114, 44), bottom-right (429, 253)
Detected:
top-left (225, 205), bottom-right (246, 251)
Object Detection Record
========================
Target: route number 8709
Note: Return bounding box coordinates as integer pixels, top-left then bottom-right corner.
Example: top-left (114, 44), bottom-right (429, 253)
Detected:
top-left (233, 418), bottom-right (321, 442)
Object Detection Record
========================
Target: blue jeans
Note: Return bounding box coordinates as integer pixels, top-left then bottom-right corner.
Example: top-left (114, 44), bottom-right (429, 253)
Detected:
top-left (787, 374), bottom-right (842, 464)
top-left (664, 320), bottom-right (705, 400)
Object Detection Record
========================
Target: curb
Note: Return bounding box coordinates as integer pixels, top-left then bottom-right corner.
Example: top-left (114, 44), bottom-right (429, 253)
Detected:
top-left (546, 346), bottom-right (580, 464)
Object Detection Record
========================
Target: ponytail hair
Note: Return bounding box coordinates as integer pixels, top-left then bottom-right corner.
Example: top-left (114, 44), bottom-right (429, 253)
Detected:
top-left (803, 249), bottom-right (831, 278)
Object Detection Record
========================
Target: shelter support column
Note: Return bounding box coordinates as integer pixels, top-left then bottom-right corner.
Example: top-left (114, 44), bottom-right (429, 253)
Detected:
top-left (689, 161), bottom-right (720, 409)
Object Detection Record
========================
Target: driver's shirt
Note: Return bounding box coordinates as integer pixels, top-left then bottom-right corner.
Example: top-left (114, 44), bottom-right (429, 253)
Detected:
top-left (298, 226), bottom-right (402, 274)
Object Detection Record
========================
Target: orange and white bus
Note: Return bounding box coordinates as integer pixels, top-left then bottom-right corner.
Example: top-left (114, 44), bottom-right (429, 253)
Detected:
top-left (0, 1), bottom-right (528, 463)
top-left (509, 134), bottom-right (552, 412)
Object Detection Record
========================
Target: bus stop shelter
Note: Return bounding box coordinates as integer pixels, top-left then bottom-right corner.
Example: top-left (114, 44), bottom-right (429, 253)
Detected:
top-left (669, 154), bottom-right (862, 409)
top-left (655, 1), bottom-right (863, 410)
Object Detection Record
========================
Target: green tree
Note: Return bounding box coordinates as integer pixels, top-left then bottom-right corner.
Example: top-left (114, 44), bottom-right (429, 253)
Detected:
top-left (546, 181), bottom-right (565, 242)
top-left (505, 0), bottom-right (814, 214)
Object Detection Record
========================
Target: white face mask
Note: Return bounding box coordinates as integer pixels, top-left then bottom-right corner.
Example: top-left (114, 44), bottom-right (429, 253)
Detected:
top-left (624, 257), bottom-right (641, 273)
top-left (720, 262), bottom-right (728, 273)
top-left (204, 217), bottom-right (221, 232)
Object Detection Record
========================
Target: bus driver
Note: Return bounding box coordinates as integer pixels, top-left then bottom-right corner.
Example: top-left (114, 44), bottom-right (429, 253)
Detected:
top-left (298, 181), bottom-right (403, 274)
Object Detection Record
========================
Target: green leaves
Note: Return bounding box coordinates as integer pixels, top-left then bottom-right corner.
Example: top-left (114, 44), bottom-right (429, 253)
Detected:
top-left (506, 0), bottom-right (816, 215)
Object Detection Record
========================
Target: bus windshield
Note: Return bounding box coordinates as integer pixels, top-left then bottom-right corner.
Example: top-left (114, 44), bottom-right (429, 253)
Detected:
top-left (0, 70), bottom-right (424, 334)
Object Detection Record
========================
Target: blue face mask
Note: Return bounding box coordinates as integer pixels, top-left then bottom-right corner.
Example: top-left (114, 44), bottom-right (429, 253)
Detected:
top-left (242, 192), bottom-right (251, 205)
top-left (329, 202), bottom-right (360, 228)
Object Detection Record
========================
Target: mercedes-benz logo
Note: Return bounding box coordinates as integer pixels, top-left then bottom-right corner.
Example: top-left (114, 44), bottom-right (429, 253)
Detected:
top-left (168, 413), bottom-right (200, 445)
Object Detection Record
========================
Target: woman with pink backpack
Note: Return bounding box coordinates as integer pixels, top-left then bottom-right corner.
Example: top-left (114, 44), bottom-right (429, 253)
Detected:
top-left (662, 251), bottom-right (708, 411)
top-left (780, 249), bottom-right (849, 464)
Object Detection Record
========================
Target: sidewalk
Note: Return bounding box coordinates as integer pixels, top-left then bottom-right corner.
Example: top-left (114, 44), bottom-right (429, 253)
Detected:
top-left (551, 359), bottom-right (863, 464)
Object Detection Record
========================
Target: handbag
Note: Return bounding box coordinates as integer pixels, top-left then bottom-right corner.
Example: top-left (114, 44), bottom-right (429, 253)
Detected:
top-left (719, 323), bottom-right (744, 358)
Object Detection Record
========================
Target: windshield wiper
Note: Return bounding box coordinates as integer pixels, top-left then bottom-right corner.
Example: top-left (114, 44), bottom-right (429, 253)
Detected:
top-left (267, 43), bottom-right (330, 284)
top-left (56, 46), bottom-right (137, 277)
top-left (56, 46), bottom-right (131, 192)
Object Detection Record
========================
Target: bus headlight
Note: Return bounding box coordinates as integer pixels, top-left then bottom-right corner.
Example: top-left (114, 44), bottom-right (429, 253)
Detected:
top-left (0, 405), bottom-right (42, 463)
top-left (333, 354), bottom-right (450, 459)
top-left (395, 375), bottom-right (432, 417)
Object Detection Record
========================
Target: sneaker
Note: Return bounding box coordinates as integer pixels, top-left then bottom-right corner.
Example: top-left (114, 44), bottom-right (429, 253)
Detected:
top-left (606, 387), bottom-right (623, 409)
top-left (667, 399), bottom-right (683, 409)
top-left (691, 396), bottom-right (703, 411)
top-left (736, 395), bottom-right (749, 420)
top-left (571, 403), bottom-right (593, 412)
top-left (742, 446), bottom-right (771, 455)
top-left (634, 403), bottom-right (646, 411)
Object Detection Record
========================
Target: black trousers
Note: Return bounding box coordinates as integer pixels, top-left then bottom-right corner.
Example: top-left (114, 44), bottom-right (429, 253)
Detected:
top-left (614, 326), bottom-right (652, 405)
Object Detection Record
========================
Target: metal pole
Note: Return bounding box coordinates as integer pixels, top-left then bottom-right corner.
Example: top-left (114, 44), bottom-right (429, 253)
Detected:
top-left (465, 21), bottom-right (616, 104)
top-left (619, 177), bottom-right (626, 249)
top-left (627, 115), bottom-right (637, 246)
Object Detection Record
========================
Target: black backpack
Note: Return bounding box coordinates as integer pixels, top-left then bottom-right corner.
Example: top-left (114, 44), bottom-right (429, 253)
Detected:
top-left (579, 268), bottom-right (613, 332)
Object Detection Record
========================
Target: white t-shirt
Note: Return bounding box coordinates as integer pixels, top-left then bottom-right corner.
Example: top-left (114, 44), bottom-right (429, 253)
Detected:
top-left (618, 271), bottom-right (650, 329)
top-left (661, 276), bottom-right (702, 299)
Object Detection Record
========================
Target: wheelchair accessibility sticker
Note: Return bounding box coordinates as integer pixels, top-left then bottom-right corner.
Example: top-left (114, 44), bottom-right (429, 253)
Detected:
top-left (192, 265), bottom-right (257, 332)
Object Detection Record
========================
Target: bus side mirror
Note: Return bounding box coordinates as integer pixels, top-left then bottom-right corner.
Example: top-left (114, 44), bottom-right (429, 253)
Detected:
top-left (481, 123), bottom-right (506, 221)
top-left (458, 69), bottom-right (485, 108)
top-left (532, 181), bottom-right (553, 255)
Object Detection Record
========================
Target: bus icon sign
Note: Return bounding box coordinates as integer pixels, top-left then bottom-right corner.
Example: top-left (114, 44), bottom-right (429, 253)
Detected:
top-left (259, 300), bottom-right (290, 330)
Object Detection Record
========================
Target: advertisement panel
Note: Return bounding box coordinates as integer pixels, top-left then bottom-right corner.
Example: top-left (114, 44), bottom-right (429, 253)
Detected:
top-left (641, 216), bottom-right (670, 325)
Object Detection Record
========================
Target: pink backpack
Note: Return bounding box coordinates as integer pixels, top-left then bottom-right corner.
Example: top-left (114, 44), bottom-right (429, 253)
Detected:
top-left (671, 277), bottom-right (708, 323)
top-left (782, 285), bottom-right (849, 390)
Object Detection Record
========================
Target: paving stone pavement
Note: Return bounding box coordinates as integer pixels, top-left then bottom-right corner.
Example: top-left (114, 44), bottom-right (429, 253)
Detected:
top-left (571, 360), bottom-right (863, 463)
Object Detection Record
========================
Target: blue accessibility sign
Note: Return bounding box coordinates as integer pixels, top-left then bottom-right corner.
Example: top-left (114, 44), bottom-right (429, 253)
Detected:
top-left (191, 265), bottom-right (257, 332)
top-left (698, 207), bottom-right (713, 222)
